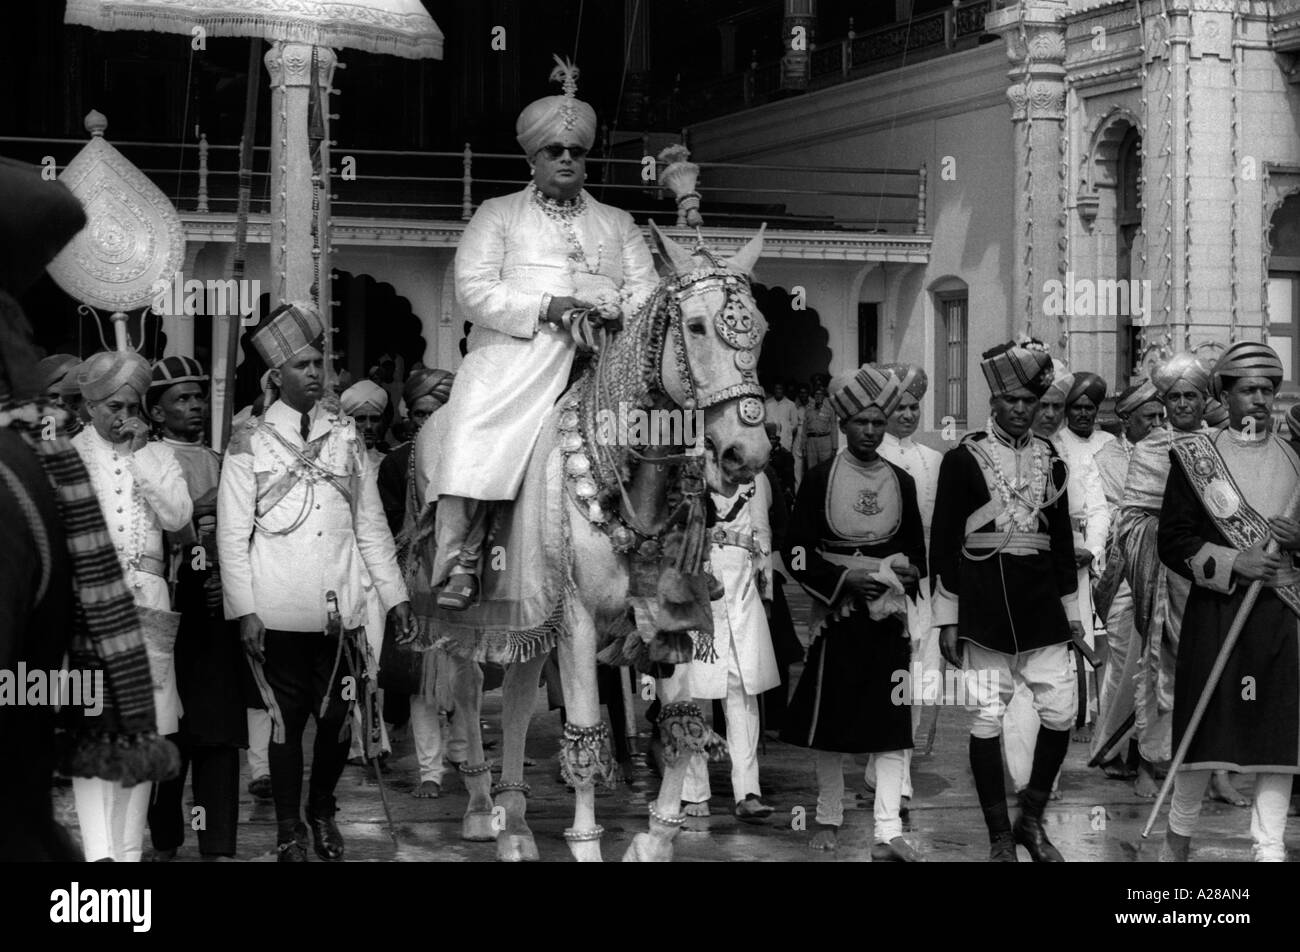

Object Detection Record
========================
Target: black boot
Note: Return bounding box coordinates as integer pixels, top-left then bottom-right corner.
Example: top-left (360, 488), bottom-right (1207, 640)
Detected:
top-left (276, 821), bottom-right (308, 863)
top-left (971, 736), bottom-right (1016, 862)
top-left (305, 809), bottom-right (345, 861)
top-left (984, 805), bottom-right (1018, 862)
top-left (1013, 788), bottom-right (1063, 862)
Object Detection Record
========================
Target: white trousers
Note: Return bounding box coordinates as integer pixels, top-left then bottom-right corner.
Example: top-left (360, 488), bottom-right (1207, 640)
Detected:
top-left (1091, 584), bottom-right (1139, 763)
top-left (682, 664), bottom-right (762, 804)
top-left (247, 708), bottom-right (271, 780)
top-left (1169, 770), bottom-right (1293, 862)
top-left (866, 590), bottom-right (937, 799)
top-left (72, 777), bottom-right (151, 862)
top-left (817, 749), bottom-right (905, 842)
top-left (410, 695), bottom-right (469, 784)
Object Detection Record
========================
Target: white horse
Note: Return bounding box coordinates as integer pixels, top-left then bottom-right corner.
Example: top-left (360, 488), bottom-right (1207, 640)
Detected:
top-left (417, 223), bottom-right (770, 861)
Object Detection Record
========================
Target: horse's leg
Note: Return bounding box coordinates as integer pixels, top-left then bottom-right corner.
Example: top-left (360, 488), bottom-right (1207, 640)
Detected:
top-left (556, 599), bottom-right (608, 862)
top-left (449, 655), bottom-right (494, 841)
top-left (495, 653), bottom-right (546, 862)
top-left (623, 669), bottom-right (697, 862)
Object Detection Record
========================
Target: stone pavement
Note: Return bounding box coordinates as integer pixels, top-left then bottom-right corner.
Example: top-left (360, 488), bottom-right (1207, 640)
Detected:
top-left (50, 587), bottom-right (1300, 862)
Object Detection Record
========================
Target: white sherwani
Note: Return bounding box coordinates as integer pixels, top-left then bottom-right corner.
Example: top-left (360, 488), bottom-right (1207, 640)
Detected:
top-left (421, 186), bottom-right (659, 502)
top-left (72, 428), bottom-right (192, 864)
top-left (73, 429), bottom-right (192, 735)
top-left (217, 399), bottom-right (408, 637)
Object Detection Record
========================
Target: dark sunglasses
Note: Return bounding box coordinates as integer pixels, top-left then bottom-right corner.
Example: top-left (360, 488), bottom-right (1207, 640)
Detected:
top-left (540, 143), bottom-right (588, 160)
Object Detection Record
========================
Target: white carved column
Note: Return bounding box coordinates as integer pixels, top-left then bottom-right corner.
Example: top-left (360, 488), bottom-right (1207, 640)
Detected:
top-left (264, 42), bottom-right (336, 310)
top-left (988, 2), bottom-right (1069, 344)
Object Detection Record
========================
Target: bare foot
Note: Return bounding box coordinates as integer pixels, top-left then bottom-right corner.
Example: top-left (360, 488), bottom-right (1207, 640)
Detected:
top-left (682, 800), bottom-right (710, 817)
top-left (413, 780), bottom-right (441, 799)
top-left (809, 825), bottom-right (838, 851)
top-left (1072, 726), bottom-right (1093, 744)
top-left (1209, 771), bottom-right (1250, 807)
top-left (1135, 761), bottom-right (1159, 799)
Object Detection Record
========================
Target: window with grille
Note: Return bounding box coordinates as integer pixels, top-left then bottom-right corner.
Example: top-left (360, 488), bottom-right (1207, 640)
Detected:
top-left (934, 292), bottom-right (968, 426)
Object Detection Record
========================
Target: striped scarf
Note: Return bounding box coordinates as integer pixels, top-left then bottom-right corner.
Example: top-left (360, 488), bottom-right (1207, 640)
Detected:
top-left (0, 398), bottom-right (178, 786)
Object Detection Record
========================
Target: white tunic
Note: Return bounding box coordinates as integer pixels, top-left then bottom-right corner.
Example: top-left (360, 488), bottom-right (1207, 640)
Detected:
top-left (878, 431), bottom-right (943, 640)
top-left (421, 186), bottom-right (659, 502)
top-left (689, 473), bottom-right (780, 699)
top-left (217, 399), bottom-right (409, 634)
top-left (73, 428), bottom-right (193, 735)
top-left (1052, 427), bottom-right (1112, 561)
top-left (764, 397), bottom-right (801, 452)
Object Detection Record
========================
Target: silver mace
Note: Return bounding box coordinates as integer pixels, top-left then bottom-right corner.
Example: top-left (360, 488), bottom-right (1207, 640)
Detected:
top-left (1141, 478), bottom-right (1300, 839)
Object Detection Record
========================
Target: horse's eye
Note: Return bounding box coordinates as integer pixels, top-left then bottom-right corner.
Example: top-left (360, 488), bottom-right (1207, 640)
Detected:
top-left (687, 318), bottom-right (707, 336)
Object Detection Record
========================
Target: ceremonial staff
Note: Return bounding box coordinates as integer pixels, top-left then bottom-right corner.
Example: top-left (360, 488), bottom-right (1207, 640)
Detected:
top-left (1141, 477), bottom-right (1300, 838)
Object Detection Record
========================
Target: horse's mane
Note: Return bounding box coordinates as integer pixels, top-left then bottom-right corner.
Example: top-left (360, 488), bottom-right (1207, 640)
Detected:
top-left (567, 280), bottom-right (674, 515)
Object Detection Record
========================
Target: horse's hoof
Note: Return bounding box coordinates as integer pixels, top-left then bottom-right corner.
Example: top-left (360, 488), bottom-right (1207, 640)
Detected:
top-left (461, 810), bottom-right (496, 842)
top-left (622, 832), bottom-right (673, 863)
top-left (567, 839), bottom-right (603, 862)
top-left (497, 833), bottom-right (539, 863)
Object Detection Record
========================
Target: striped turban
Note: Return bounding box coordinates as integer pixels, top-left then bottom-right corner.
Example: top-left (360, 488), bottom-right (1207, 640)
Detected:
top-left (1202, 398), bottom-right (1230, 429)
top-left (250, 301), bottom-right (325, 369)
top-left (78, 350), bottom-right (151, 402)
top-left (59, 359), bottom-right (88, 398)
top-left (1114, 378), bottom-right (1159, 417)
top-left (1046, 372), bottom-right (1075, 402)
top-left (37, 353), bottom-right (80, 392)
top-left (878, 362), bottom-right (928, 400)
top-left (829, 364), bottom-right (903, 421)
top-left (1211, 341), bottom-right (1284, 398)
top-left (340, 380), bottom-right (388, 416)
top-left (1065, 372), bottom-right (1107, 407)
top-left (150, 355), bottom-right (208, 391)
top-left (1153, 352), bottom-right (1210, 397)
top-left (980, 342), bottom-right (1054, 398)
top-left (403, 368), bottom-right (454, 408)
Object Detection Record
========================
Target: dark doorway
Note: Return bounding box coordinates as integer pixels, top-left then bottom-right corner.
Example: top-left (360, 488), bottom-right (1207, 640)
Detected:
top-left (858, 303), bottom-right (878, 366)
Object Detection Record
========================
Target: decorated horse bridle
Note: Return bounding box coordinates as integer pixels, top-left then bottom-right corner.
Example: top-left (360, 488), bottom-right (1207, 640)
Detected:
top-left (664, 250), bottom-right (767, 428)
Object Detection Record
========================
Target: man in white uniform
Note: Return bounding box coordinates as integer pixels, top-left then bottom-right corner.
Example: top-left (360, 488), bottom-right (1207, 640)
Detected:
top-left (764, 382), bottom-right (801, 453)
top-left (421, 57), bottom-right (659, 609)
top-left (218, 301), bottom-right (414, 862)
top-left (73, 350), bottom-right (193, 862)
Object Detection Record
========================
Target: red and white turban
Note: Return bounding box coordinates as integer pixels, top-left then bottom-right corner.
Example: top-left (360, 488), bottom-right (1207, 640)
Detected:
top-left (250, 301), bottom-right (325, 369)
top-left (981, 342), bottom-right (1054, 398)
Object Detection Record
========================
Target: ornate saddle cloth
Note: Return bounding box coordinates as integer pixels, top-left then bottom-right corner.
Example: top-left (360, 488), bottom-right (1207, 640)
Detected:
top-left (411, 407), bottom-right (570, 664)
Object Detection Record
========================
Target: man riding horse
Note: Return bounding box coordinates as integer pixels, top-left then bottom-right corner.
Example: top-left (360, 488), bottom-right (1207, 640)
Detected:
top-left (424, 56), bottom-right (660, 609)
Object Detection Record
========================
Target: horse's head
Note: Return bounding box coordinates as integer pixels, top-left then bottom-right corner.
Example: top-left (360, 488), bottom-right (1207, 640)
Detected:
top-left (650, 221), bottom-right (771, 496)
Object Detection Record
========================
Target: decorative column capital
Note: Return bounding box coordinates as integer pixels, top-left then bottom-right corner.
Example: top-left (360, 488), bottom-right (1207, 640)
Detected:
top-left (264, 41), bottom-right (337, 88)
top-left (986, 1), bottom-right (1070, 122)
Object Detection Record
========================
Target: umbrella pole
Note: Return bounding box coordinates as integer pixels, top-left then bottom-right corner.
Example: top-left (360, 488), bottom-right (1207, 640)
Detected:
top-left (219, 38), bottom-right (262, 450)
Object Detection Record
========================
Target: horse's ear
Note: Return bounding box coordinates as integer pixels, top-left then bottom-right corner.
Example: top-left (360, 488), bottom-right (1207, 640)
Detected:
top-left (724, 223), bottom-right (767, 276)
top-left (648, 219), bottom-right (696, 275)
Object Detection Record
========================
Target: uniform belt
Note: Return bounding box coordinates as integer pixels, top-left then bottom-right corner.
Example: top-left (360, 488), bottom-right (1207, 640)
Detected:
top-left (964, 531), bottom-right (1051, 555)
top-left (819, 541), bottom-right (885, 558)
top-left (710, 527), bottom-right (760, 556)
top-left (128, 553), bottom-right (168, 578)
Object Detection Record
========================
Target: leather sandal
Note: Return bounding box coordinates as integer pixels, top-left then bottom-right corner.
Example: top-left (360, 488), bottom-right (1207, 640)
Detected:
top-left (437, 574), bottom-right (479, 611)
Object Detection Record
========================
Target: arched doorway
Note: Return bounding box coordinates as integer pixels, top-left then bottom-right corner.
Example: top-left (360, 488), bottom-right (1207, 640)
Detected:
top-left (753, 282), bottom-right (834, 393)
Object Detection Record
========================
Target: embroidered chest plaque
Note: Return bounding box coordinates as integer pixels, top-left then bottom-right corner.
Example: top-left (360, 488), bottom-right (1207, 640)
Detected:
top-left (854, 489), bottom-right (882, 516)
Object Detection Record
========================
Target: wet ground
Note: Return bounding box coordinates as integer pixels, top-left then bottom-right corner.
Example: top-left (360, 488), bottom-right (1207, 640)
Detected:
top-left (51, 589), bottom-right (1300, 862)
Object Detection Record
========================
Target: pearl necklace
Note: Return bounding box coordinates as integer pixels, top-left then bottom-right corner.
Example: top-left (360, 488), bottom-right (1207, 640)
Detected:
top-left (984, 425), bottom-right (1051, 532)
top-left (531, 183), bottom-right (601, 273)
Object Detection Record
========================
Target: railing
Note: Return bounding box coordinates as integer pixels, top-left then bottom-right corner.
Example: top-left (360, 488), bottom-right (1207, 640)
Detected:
top-left (0, 134), bottom-right (929, 234)
top-left (677, 0), bottom-right (994, 124)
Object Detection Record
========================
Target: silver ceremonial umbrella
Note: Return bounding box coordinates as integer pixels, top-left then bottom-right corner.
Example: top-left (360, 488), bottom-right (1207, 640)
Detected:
top-left (64, 0), bottom-right (444, 446)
